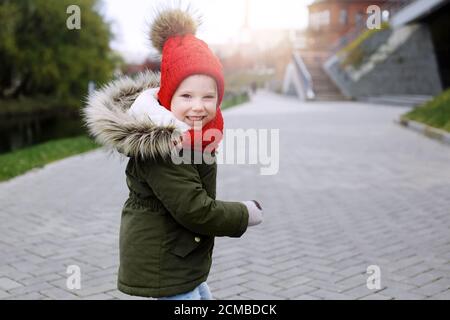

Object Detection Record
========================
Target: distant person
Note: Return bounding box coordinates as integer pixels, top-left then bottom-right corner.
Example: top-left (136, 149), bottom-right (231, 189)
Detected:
top-left (251, 81), bottom-right (257, 94)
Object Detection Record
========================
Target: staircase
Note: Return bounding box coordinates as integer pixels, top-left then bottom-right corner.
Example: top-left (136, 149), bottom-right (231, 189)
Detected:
top-left (299, 51), bottom-right (348, 101)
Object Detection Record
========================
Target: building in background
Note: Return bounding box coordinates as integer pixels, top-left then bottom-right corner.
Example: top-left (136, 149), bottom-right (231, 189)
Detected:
top-left (323, 0), bottom-right (449, 104)
top-left (304, 0), bottom-right (399, 50)
top-left (282, 0), bottom-right (446, 103)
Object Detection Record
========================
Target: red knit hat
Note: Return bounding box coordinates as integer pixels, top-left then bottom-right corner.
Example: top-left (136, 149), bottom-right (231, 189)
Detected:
top-left (150, 8), bottom-right (224, 153)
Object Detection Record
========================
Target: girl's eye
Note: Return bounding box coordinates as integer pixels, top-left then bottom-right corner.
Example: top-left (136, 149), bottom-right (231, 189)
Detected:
top-left (181, 94), bottom-right (191, 98)
top-left (204, 96), bottom-right (215, 99)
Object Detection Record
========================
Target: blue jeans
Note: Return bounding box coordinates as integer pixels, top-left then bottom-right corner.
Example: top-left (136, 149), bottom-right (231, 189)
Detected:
top-left (157, 281), bottom-right (213, 300)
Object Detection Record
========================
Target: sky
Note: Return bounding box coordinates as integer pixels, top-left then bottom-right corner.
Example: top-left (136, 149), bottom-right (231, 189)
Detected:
top-left (99, 0), bottom-right (314, 63)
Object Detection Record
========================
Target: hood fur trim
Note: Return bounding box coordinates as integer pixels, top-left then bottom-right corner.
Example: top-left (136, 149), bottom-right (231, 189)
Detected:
top-left (82, 70), bottom-right (184, 160)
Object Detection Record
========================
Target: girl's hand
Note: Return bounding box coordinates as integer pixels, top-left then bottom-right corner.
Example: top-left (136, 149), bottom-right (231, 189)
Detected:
top-left (241, 200), bottom-right (263, 227)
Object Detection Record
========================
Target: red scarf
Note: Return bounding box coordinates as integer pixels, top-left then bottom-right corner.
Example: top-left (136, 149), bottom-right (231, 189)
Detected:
top-left (180, 107), bottom-right (224, 153)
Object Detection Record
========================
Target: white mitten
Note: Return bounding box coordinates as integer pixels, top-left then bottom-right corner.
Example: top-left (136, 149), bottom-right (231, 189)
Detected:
top-left (241, 200), bottom-right (263, 227)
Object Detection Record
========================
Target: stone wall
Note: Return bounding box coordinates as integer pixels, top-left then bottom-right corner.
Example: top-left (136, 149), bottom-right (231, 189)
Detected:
top-left (324, 23), bottom-right (443, 98)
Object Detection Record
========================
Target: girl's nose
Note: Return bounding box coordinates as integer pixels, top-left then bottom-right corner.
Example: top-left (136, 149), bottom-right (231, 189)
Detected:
top-left (191, 103), bottom-right (204, 111)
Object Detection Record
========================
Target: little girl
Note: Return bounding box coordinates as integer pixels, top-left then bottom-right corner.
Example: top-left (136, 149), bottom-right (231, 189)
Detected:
top-left (83, 8), bottom-right (263, 300)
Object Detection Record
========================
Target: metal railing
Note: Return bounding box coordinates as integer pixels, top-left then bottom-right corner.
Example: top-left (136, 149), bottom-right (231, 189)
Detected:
top-left (292, 52), bottom-right (315, 100)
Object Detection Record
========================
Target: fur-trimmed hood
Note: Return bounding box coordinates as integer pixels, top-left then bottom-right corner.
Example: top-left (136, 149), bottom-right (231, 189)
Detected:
top-left (82, 70), bottom-right (190, 160)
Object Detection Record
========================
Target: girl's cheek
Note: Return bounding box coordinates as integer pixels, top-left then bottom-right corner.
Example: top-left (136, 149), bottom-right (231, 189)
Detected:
top-left (210, 103), bottom-right (218, 115)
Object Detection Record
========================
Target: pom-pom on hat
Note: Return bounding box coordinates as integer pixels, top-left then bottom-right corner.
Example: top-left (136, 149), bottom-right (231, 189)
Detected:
top-left (150, 7), bottom-right (225, 110)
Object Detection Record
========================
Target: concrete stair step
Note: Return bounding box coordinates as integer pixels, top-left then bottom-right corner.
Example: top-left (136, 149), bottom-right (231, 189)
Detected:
top-left (303, 64), bottom-right (327, 71)
top-left (308, 70), bottom-right (330, 77)
top-left (314, 94), bottom-right (349, 101)
top-left (301, 59), bottom-right (325, 65)
top-left (314, 86), bottom-right (342, 94)
top-left (309, 75), bottom-right (332, 81)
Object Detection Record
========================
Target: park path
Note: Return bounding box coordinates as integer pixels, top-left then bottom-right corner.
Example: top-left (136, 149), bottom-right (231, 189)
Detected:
top-left (1, 90), bottom-right (449, 300)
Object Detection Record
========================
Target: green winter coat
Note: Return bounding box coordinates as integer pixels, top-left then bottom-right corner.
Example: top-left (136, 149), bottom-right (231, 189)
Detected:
top-left (83, 71), bottom-right (249, 297)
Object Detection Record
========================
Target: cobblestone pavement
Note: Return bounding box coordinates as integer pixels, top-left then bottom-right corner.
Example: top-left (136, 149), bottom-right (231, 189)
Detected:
top-left (1, 90), bottom-right (449, 300)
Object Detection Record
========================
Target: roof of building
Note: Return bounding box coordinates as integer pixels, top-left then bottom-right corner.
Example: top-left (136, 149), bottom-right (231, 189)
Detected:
top-left (390, 0), bottom-right (449, 27)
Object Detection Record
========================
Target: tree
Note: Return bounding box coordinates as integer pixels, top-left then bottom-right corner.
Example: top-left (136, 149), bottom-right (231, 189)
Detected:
top-left (0, 0), bottom-right (119, 100)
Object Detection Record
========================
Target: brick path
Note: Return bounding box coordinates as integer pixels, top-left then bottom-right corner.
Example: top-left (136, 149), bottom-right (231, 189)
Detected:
top-left (1, 90), bottom-right (449, 300)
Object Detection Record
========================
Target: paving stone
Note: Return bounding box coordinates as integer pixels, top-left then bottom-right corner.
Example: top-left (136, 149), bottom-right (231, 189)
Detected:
top-left (238, 290), bottom-right (285, 300)
top-left (304, 279), bottom-right (350, 293)
top-left (0, 290), bottom-right (10, 299)
top-left (342, 284), bottom-right (384, 299)
top-left (212, 285), bottom-right (251, 299)
top-left (208, 274), bottom-right (248, 289)
top-left (40, 287), bottom-right (80, 300)
top-left (410, 278), bottom-right (450, 297)
top-left (274, 285), bottom-right (318, 299)
top-left (107, 290), bottom-right (149, 300)
top-left (239, 272), bottom-right (278, 284)
top-left (0, 277), bottom-right (23, 291)
top-left (72, 282), bottom-right (117, 297)
top-left (5, 292), bottom-right (47, 300)
top-left (309, 289), bottom-right (353, 300)
top-left (19, 273), bottom-right (63, 286)
top-left (405, 273), bottom-right (443, 287)
top-left (274, 275), bottom-right (313, 289)
top-left (360, 293), bottom-right (393, 300)
top-left (7, 282), bottom-right (54, 296)
top-left (427, 290), bottom-right (450, 300)
top-left (81, 293), bottom-right (116, 300)
top-left (272, 267), bottom-right (307, 281)
top-left (377, 288), bottom-right (426, 300)
top-left (294, 294), bottom-right (322, 300)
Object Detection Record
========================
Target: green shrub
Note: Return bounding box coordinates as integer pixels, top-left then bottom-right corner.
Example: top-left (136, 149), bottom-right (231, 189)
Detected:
top-left (402, 88), bottom-right (450, 132)
top-left (338, 22), bottom-right (390, 68)
top-left (0, 135), bottom-right (100, 181)
top-left (222, 91), bottom-right (250, 110)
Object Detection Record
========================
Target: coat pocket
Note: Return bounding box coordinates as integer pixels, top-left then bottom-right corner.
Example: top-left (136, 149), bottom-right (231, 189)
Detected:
top-left (169, 229), bottom-right (203, 258)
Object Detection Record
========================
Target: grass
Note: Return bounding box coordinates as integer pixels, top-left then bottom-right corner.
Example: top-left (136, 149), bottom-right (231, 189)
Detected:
top-left (338, 22), bottom-right (390, 69)
top-left (0, 135), bottom-right (100, 182)
top-left (221, 91), bottom-right (250, 110)
top-left (402, 88), bottom-right (450, 133)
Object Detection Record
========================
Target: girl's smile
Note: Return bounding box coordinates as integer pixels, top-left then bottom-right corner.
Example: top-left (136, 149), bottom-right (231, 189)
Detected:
top-left (186, 115), bottom-right (206, 122)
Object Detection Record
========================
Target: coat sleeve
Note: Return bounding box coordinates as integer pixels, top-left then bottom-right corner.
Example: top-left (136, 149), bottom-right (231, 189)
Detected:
top-left (136, 157), bottom-right (249, 237)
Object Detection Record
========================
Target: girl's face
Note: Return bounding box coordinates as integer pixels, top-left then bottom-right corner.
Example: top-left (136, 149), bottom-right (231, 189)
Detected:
top-left (170, 74), bottom-right (218, 129)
